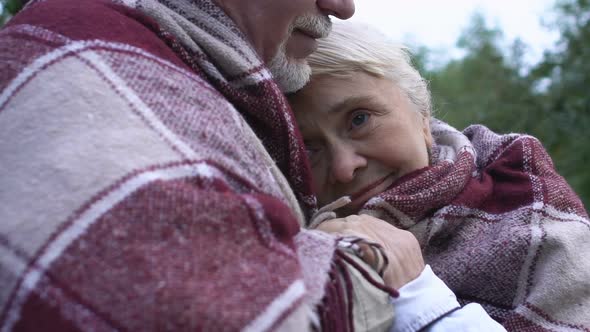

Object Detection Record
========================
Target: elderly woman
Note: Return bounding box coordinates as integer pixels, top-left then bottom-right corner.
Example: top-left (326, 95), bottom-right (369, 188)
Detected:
top-left (288, 22), bottom-right (590, 331)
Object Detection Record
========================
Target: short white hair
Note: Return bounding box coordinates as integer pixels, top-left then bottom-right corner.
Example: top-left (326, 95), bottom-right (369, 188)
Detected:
top-left (307, 21), bottom-right (432, 117)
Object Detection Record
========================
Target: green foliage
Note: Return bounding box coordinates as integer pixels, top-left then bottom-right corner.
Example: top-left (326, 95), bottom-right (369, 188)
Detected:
top-left (419, 5), bottom-right (590, 210)
top-left (427, 13), bottom-right (540, 134)
top-left (532, 0), bottom-right (590, 209)
top-left (1, 0), bottom-right (23, 26)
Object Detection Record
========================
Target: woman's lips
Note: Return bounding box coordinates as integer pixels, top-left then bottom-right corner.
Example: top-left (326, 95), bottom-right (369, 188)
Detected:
top-left (344, 173), bottom-right (397, 210)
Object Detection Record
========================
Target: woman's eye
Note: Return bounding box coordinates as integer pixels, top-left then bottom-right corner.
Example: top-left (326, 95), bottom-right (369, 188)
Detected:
top-left (351, 112), bottom-right (370, 128)
top-left (305, 145), bottom-right (320, 161)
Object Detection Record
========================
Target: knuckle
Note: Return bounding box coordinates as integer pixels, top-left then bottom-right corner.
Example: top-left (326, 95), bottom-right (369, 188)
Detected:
top-left (316, 220), bottom-right (342, 232)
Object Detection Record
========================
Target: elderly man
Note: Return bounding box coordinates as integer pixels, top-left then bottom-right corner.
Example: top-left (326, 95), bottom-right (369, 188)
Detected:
top-left (0, 0), bottom-right (437, 330)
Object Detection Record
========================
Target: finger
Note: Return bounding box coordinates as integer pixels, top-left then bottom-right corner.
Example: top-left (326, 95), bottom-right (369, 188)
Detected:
top-left (315, 219), bottom-right (347, 233)
top-left (334, 230), bottom-right (380, 272)
top-left (356, 241), bottom-right (378, 269)
top-left (357, 214), bottom-right (399, 229)
top-left (340, 228), bottom-right (368, 239)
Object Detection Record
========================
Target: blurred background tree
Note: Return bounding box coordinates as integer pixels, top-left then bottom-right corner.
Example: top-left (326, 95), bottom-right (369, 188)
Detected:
top-left (529, 0), bottom-right (590, 209)
top-left (413, 0), bottom-right (590, 210)
top-left (426, 12), bottom-right (540, 133)
top-left (0, 0), bottom-right (23, 26)
top-left (1, 0), bottom-right (588, 210)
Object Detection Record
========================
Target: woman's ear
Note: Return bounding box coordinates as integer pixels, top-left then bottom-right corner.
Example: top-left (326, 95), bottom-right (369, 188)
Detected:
top-left (422, 115), bottom-right (433, 148)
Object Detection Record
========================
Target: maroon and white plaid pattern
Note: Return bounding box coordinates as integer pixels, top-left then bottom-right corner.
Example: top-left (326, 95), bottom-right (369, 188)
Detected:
top-left (0, 0), bottom-right (367, 330)
top-left (361, 119), bottom-right (590, 331)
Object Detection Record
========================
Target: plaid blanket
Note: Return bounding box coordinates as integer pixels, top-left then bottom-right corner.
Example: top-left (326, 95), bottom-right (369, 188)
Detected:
top-left (360, 119), bottom-right (590, 331)
top-left (0, 0), bottom-right (389, 330)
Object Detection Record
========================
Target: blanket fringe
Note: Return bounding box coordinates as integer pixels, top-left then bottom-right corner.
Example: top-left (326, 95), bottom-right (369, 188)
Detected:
top-left (316, 252), bottom-right (354, 332)
top-left (316, 249), bottom-right (399, 332)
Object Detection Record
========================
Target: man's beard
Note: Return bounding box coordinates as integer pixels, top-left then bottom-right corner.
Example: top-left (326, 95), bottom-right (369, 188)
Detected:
top-left (268, 15), bottom-right (331, 93)
top-left (268, 48), bottom-right (311, 94)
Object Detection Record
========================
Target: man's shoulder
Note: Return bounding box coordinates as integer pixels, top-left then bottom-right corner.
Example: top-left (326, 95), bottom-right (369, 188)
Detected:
top-left (5, 0), bottom-right (183, 66)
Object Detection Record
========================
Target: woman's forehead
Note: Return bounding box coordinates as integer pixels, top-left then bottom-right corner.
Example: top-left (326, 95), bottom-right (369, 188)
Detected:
top-left (291, 72), bottom-right (401, 116)
top-left (294, 74), bottom-right (366, 104)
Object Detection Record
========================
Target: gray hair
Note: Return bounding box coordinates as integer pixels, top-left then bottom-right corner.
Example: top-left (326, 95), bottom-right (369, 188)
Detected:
top-left (307, 21), bottom-right (432, 117)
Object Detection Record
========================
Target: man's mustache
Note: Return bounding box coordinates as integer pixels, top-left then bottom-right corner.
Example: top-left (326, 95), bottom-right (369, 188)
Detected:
top-left (292, 15), bottom-right (332, 39)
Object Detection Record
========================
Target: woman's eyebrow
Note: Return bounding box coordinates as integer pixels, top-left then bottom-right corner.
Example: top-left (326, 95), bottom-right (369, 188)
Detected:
top-left (327, 95), bottom-right (391, 115)
top-left (327, 95), bottom-right (374, 114)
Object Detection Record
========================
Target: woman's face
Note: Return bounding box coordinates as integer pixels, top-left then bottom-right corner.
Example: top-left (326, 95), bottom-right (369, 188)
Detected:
top-left (289, 72), bottom-right (432, 213)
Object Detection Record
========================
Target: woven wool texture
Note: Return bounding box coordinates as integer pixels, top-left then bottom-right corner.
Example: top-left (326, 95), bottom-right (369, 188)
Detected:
top-left (359, 119), bottom-right (590, 331)
top-left (0, 0), bottom-right (374, 330)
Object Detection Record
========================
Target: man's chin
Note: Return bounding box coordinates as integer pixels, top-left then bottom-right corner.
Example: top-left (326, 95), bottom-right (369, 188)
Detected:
top-left (268, 54), bottom-right (311, 93)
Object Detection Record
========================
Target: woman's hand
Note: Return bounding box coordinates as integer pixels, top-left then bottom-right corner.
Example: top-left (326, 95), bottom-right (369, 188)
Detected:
top-left (316, 214), bottom-right (425, 289)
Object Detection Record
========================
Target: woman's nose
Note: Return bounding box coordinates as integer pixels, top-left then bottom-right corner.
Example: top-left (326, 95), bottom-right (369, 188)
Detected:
top-left (328, 143), bottom-right (366, 184)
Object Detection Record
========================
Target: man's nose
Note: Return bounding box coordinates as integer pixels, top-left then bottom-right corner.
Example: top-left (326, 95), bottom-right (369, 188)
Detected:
top-left (317, 0), bottom-right (355, 20)
top-left (328, 143), bottom-right (366, 184)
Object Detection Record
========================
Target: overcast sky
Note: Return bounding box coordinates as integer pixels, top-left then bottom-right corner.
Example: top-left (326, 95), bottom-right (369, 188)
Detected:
top-left (349, 0), bottom-right (560, 67)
